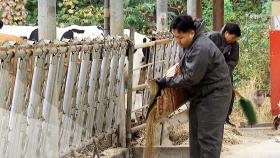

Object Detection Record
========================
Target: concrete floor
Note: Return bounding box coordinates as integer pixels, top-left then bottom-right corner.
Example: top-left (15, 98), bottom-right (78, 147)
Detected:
top-left (224, 138), bottom-right (280, 158)
top-left (222, 127), bottom-right (280, 158)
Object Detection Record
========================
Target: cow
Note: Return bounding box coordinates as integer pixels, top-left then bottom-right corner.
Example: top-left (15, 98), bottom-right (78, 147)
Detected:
top-left (0, 24), bottom-right (150, 123)
top-left (28, 28), bottom-right (86, 41)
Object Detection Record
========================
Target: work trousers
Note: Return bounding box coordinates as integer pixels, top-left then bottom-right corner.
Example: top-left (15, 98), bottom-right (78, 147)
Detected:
top-left (189, 85), bottom-right (232, 158)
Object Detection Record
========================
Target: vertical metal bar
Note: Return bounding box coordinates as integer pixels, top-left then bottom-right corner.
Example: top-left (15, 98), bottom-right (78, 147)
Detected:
top-left (170, 41), bottom-right (179, 66)
top-left (60, 52), bottom-right (78, 152)
top-left (42, 54), bottom-right (58, 121)
top-left (49, 53), bottom-right (65, 156)
top-left (0, 60), bottom-right (11, 157)
top-left (75, 52), bottom-right (89, 110)
top-left (85, 49), bottom-right (101, 139)
top-left (213, 0), bottom-right (224, 31)
top-left (0, 60), bottom-right (10, 108)
top-left (165, 43), bottom-right (172, 68)
top-left (53, 53), bottom-right (65, 111)
top-left (113, 47), bottom-right (126, 147)
top-left (154, 45), bottom-right (161, 78)
top-left (26, 56), bottom-right (45, 158)
top-left (105, 48), bottom-right (119, 132)
top-left (126, 27), bottom-right (134, 147)
top-left (95, 48), bottom-right (110, 134)
top-left (7, 58), bottom-right (27, 158)
top-left (72, 52), bottom-right (90, 147)
top-left (158, 45), bottom-right (164, 77)
top-left (147, 46), bottom-right (154, 81)
top-left (40, 54), bottom-right (59, 158)
top-left (62, 53), bottom-right (78, 115)
top-left (162, 44), bottom-right (168, 74)
top-left (152, 45), bottom-right (157, 79)
top-left (170, 40), bottom-right (177, 66)
top-left (27, 56), bottom-right (45, 119)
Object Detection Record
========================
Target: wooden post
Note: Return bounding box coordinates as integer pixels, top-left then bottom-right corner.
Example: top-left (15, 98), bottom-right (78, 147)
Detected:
top-left (110, 0), bottom-right (124, 36)
top-left (126, 27), bottom-right (134, 147)
top-left (197, 0), bottom-right (202, 18)
top-left (213, 0), bottom-right (224, 31)
top-left (156, 0), bottom-right (168, 31)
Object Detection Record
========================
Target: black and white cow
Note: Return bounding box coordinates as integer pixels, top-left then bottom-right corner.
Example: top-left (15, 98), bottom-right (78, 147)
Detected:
top-left (28, 28), bottom-right (85, 41)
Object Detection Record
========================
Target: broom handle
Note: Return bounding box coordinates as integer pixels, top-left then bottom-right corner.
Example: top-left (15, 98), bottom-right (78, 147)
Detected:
top-left (234, 89), bottom-right (244, 98)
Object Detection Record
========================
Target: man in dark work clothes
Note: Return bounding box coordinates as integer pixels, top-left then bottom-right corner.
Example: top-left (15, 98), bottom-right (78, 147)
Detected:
top-left (156, 15), bottom-right (232, 158)
top-left (206, 22), bottom-right (241, 127)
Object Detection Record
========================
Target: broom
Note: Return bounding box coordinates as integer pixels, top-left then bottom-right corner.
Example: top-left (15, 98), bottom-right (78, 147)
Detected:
top-left (234, 90), bottom-right (257, 125)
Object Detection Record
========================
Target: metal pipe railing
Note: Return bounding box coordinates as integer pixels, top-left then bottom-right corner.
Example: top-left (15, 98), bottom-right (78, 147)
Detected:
top-left (0, 32), bottom-right (178, 156)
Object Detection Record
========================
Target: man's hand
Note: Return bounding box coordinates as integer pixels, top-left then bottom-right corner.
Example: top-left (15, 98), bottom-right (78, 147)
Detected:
top-left (156, 77), bottom-right (167, 89)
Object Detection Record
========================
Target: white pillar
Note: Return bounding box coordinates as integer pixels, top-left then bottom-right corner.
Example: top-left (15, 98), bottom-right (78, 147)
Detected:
top-left (187, 0), bottom-right (197, 18)
top-left (156, 0), bottom-right (168, 31)
top-left (38, 0), bottom-right (56, 40)
top-left (110, 0), bottom-right (124, 36)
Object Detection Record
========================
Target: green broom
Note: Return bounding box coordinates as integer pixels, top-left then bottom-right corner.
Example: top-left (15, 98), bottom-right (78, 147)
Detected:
top-left (234, 90), bottom-right (257, 126)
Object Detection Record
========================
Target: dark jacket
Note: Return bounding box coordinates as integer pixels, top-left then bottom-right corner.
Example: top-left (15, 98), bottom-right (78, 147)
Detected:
top-left (165, 20), bottom-right (231, 98)
top-left (206, 26), bottom-right (239, 74)
top-left (162, 20), bottom-right (232, 158)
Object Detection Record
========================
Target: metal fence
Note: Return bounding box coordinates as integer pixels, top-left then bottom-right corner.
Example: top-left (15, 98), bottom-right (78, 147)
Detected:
top-left (0, 31), bottom-right (180, 157)
top-left (130, 34), bottom-right (181, 127)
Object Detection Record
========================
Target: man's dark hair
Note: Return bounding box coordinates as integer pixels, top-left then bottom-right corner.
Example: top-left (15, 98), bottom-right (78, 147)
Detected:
top-left (170, 15), bottom-right (196, 33)
top-left (0, 20), bottom-right (3, 29)
top-left (222, 22), bottom-right (241, 37)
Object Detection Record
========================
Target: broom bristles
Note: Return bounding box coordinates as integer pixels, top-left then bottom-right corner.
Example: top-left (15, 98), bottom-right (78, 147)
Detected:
top-left (239, 97), bottom-right (257, 125)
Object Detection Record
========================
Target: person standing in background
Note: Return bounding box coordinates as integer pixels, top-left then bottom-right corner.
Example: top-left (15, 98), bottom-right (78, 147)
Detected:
top-left (206, 22), bottom-right (241, 127)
